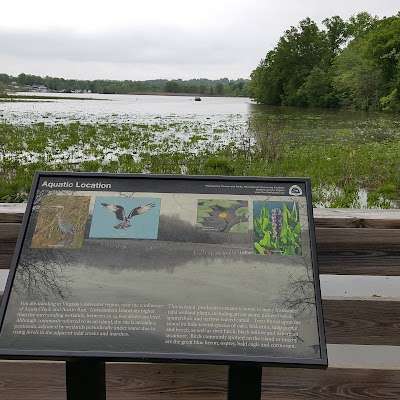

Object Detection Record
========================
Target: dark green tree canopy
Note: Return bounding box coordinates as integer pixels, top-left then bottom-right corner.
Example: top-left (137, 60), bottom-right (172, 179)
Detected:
top-left (249, 12), bottom-right (400, 112)
top-left (0, 75), bottom-right (249, 98)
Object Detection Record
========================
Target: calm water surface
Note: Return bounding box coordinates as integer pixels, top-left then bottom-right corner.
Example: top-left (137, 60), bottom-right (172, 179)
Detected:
top-left (2, 93), bottom-right (400, 207)
top-left (2, 93), bottom-right (399, 145)
top-left (1, 93), bottom-right (250, 127)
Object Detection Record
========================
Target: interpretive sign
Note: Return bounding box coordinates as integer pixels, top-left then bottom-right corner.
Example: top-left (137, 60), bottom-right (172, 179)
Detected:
top-left (0, 172), bottom-right (327, 367)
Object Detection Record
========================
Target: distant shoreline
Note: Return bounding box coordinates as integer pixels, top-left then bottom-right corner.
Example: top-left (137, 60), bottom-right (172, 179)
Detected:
top-left (3, 91), bottom-right (247, 99)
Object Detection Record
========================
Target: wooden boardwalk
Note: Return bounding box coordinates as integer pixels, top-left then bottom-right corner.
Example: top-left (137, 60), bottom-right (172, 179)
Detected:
top-left (0, 204), bottom-right (399, 399)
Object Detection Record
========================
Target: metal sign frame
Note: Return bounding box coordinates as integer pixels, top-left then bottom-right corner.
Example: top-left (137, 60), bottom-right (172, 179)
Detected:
top-left (0, 172), bottom-right (327, 368)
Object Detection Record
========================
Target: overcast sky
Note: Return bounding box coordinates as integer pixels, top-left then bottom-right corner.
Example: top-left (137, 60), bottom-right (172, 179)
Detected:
top-left (0, 0), bottom-right (398, 81)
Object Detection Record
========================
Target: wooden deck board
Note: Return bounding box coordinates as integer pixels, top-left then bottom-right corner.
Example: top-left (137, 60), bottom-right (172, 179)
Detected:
top-left (0, 223), bottom-right (20, 241)
top-left (0, 361), bottom-right (400, 399)
top-left (0, 361), bottom-right (65, 400)
top-left (0, 205), bottom-right (399, 397)
top-left (0, 204), bottom-right (26, 224)
top-left (2, 205), bottom-right (400, 228)
top-left (323, 299), bottom-right (400, 345)
top-left (313, 208), bottom-right (400, 229)
top-left (2, 223), bottom-right (400, 274)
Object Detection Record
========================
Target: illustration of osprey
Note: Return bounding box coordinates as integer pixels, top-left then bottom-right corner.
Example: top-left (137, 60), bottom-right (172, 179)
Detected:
top-left (101, 202), bottom-right (155, 230)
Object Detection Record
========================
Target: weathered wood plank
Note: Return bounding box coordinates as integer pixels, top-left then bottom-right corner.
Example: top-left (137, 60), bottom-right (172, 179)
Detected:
top-left (3, 226), bottom-right (400, 274)
top-left (2, 205), bottom-right (400, 228)
top-left (0, 223), bottom-right (21, 240)
top-left (0, 361), bottom-right (65, 400)
top-left (318, 250), bottom-right (400, 275)
top-left (0, 204), bottom-right (26, 223)
top-left (0, 223), bottom-right (21, 270)
top-left (316, 228), bottom-right (400, 246)
top-left (323, 299), bottom-right (400, 345)
top-left (313, 208), bottom-right (400, 229)
top-left (107, 363), bottom-right (227, 399)
top-left (0, 361), bottom-right (399, 399)
top-left (0, 254), bottom-right (13, 269)
top-left (0, 205), bottom-right (398, 397)
top-left (260, 367), bottom-right (400, 399)
top-left (316, 228), bottom-right (400, 275)
top-left (0, 242), bottom-right (15, 256)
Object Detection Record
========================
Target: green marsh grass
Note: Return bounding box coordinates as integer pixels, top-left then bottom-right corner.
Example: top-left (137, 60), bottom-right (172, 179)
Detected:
top-left (0, 121), bottom-right (399, 207)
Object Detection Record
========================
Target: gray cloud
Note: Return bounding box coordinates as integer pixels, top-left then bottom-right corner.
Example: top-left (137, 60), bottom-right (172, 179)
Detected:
top-left (0, 0), bottom-right (399, 80)
top-left (0, 27), bottom-right (249, 66)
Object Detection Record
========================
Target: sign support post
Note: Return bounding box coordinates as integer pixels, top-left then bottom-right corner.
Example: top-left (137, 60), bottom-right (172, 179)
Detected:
top-left (228, 364), bottom-right (262, 400)
top-left (66, 360), bottom-right (106, 400)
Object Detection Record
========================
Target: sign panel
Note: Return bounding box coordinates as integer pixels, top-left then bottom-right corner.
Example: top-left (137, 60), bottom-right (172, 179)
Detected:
top-left (0, 172), bottom-right (327, 366)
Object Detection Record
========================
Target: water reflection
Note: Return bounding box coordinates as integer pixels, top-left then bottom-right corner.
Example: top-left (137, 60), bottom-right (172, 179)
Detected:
top-left (0, 93), bottom-right (253, 126)
top-left (248, 104), bottom-right (400, 144)
top-left (2, 94), bottom-right (400, 206)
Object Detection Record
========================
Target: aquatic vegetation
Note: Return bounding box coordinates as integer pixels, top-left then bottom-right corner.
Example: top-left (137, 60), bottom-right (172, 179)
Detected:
top-left (197, 200), bottom-right (249, 233)
top-left (253, 202), bottom-right (302, 255)
top-left (203, 157), bottom-right (235, 174)
top-left (1, 98), bottom-right (400, 207)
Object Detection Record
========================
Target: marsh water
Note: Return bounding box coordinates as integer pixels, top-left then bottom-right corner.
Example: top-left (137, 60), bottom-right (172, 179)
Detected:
top-left (2, 92), bottom-right (400, 142)
top-left (1, 93), bottom-right (250, 127)
top-left (2, 93), bottom-right (400, 206)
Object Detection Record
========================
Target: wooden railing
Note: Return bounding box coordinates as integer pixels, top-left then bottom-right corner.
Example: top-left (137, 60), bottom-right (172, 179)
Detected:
top-left (0, 204), bottom-right (399, 399)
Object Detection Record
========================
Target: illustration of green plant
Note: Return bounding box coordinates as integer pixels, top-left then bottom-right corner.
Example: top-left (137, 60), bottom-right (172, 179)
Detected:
top-left (254, 202), bottom-right (301, 255)
top-left (197, 200), bottom-right (249, 233)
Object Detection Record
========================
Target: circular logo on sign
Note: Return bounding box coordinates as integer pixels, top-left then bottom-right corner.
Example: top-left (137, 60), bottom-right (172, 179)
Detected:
top-left (289, 185), bottom-right (302, 196)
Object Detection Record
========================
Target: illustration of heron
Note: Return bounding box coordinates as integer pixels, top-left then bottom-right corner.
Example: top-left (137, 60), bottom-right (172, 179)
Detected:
top-left (101, 202), bottom-right (155, 230)
top-left (48, 205), bottom-right (76, 246)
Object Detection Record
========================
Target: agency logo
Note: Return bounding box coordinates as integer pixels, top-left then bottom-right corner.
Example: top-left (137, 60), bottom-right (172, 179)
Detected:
top-left (289, 185), bottom-right (303, 196)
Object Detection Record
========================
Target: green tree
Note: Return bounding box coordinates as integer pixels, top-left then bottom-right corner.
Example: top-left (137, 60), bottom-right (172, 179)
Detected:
top-left (333, 46), bottom-right (383, 110)
top-left (249, 18), bottom-right (331, 106)
top-left (215, 82), bottom-right (224, 96)
top-left (16, 73), bottom-right (28, 85)
top-left (199, 84), bottom-right (207, 94)
top-left (360, 16), bottom-right (400, 85)
top-left (164, 81), bottom-right (181, 93)
top-left (249, 12), bottom-right (400, 111)
top-left (0, 73), bottom-right (11, 84)
top-left (249, 53), bottom-right (282, 105)
top-left (297, 67), bottom-right (339, 107)
top-left (332, 14), bottom-right (399, 111)
top-left (322, 15), bottom-right (349, 55)
top-left (0, 72), bottom-right (249, 97)
top-left (347, 12), bottom-right (379, 40)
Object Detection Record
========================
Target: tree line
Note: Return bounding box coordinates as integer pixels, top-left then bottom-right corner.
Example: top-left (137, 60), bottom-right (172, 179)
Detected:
top-left (249, 12), bottom-right (400, 111)
top-left (0, 73), bottom-right (249, 97)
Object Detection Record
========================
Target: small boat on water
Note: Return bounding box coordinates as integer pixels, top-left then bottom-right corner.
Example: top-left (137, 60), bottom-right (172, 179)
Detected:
top-left (194, 97), bottom-right (201, 101)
